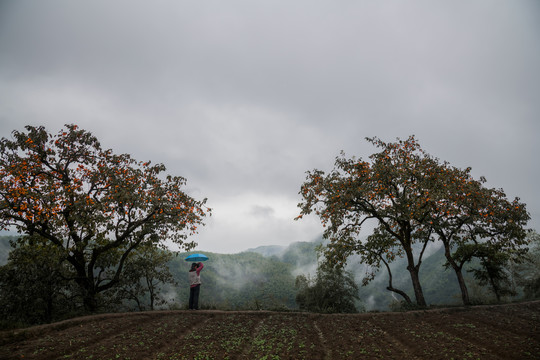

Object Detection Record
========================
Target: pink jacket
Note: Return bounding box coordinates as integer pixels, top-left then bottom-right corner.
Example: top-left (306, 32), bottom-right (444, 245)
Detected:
top-left (189, 263), bottom-right (204, 288)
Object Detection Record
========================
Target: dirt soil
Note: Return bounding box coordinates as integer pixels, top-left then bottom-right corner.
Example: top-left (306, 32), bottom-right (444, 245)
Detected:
top-left (0, 301), bottom-right (539, 360)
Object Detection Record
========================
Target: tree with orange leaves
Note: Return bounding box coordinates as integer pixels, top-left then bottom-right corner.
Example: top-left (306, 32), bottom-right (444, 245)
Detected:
top-left (425, 164), bottom-right (529, 304)
top-left (0, 124), bottom-right (210, 311)
top-left (297, 136), bottom-right (529, 307)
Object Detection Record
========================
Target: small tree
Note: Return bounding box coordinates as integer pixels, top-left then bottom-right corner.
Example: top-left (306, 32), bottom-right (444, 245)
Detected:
top-left (0, 236), bottom-right (77, 325)
top-left (295, 264), bottom-right (359, 313)
top-left (0, 125), bottom-right (210, 311)
top-left (511, 230), bottom-right (540, 299)
top-left (471, 244), bottom-right (516, 301)
top-left (110, 243), bottom-right (176, 311)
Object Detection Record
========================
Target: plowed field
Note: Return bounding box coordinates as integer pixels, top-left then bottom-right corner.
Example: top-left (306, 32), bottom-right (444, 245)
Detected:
top-left (1, 301), bottom-right (539, 359)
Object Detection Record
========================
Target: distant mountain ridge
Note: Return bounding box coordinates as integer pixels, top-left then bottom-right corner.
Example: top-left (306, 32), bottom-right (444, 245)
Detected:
top-left (245, 244), bottom-right (286, 257)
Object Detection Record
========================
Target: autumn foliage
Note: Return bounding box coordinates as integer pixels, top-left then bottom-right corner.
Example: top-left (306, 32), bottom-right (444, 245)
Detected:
top-left (0, 124), bottom-right (210, 311)
top-left (297, 136), bottom-right (530, 306)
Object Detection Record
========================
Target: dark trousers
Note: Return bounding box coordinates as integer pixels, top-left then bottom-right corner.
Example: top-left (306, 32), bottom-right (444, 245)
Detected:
top-left (189, 284), bottom-right (200, 310)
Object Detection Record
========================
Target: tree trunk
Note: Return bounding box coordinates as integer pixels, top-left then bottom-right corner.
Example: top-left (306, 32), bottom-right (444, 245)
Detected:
top-left (455, 268), bottom-right (470, 305)
top-left (78, 277), bottom-right (98, 312)
top-left (443, 243), bottom-right (471, 305)
top-left (487, 268), bottom-right (502, 302)
top-left (403, 242), bottom-right (427, 307)
top-left (407, 265), bottom-right (427, 307)
top-left (386, 285), bottom-right (412, 304)
top-left (68, 252), bottom-right (99, 312)
top-left (382, 257), bottom-right (412, 304)
top-left (83, 293), bottom-right (98, 312)
top-left (149, 290), bottom-right (155, 311)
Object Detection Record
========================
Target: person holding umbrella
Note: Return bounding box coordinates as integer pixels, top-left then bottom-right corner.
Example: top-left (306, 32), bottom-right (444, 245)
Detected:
top-left (186, 253), bottom-right (208, 310)
top-left (188, 262), bottom-right (203, 310)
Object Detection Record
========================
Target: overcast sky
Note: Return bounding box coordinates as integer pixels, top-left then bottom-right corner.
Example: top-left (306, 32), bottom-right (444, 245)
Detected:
top-left (0, 1), bottom-right (539, 253)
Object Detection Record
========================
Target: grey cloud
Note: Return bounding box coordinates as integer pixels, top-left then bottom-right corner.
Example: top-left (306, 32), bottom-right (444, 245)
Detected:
top-left (0, 0), bottom-right (538, 252)
top-left (250, 205), bottom-right (275, 218)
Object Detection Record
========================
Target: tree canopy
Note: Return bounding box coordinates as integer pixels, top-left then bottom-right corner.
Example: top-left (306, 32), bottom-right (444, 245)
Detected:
top-left (297, 136), bottom-right (529, 306)
top-left (0, 124), bottom-right (210, 311)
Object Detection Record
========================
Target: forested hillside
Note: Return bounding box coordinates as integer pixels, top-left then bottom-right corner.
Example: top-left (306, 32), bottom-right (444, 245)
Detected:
top-left (172, 239), bottom-right (477, 311)
top-left (170, 251), bottom-right (297, 310)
